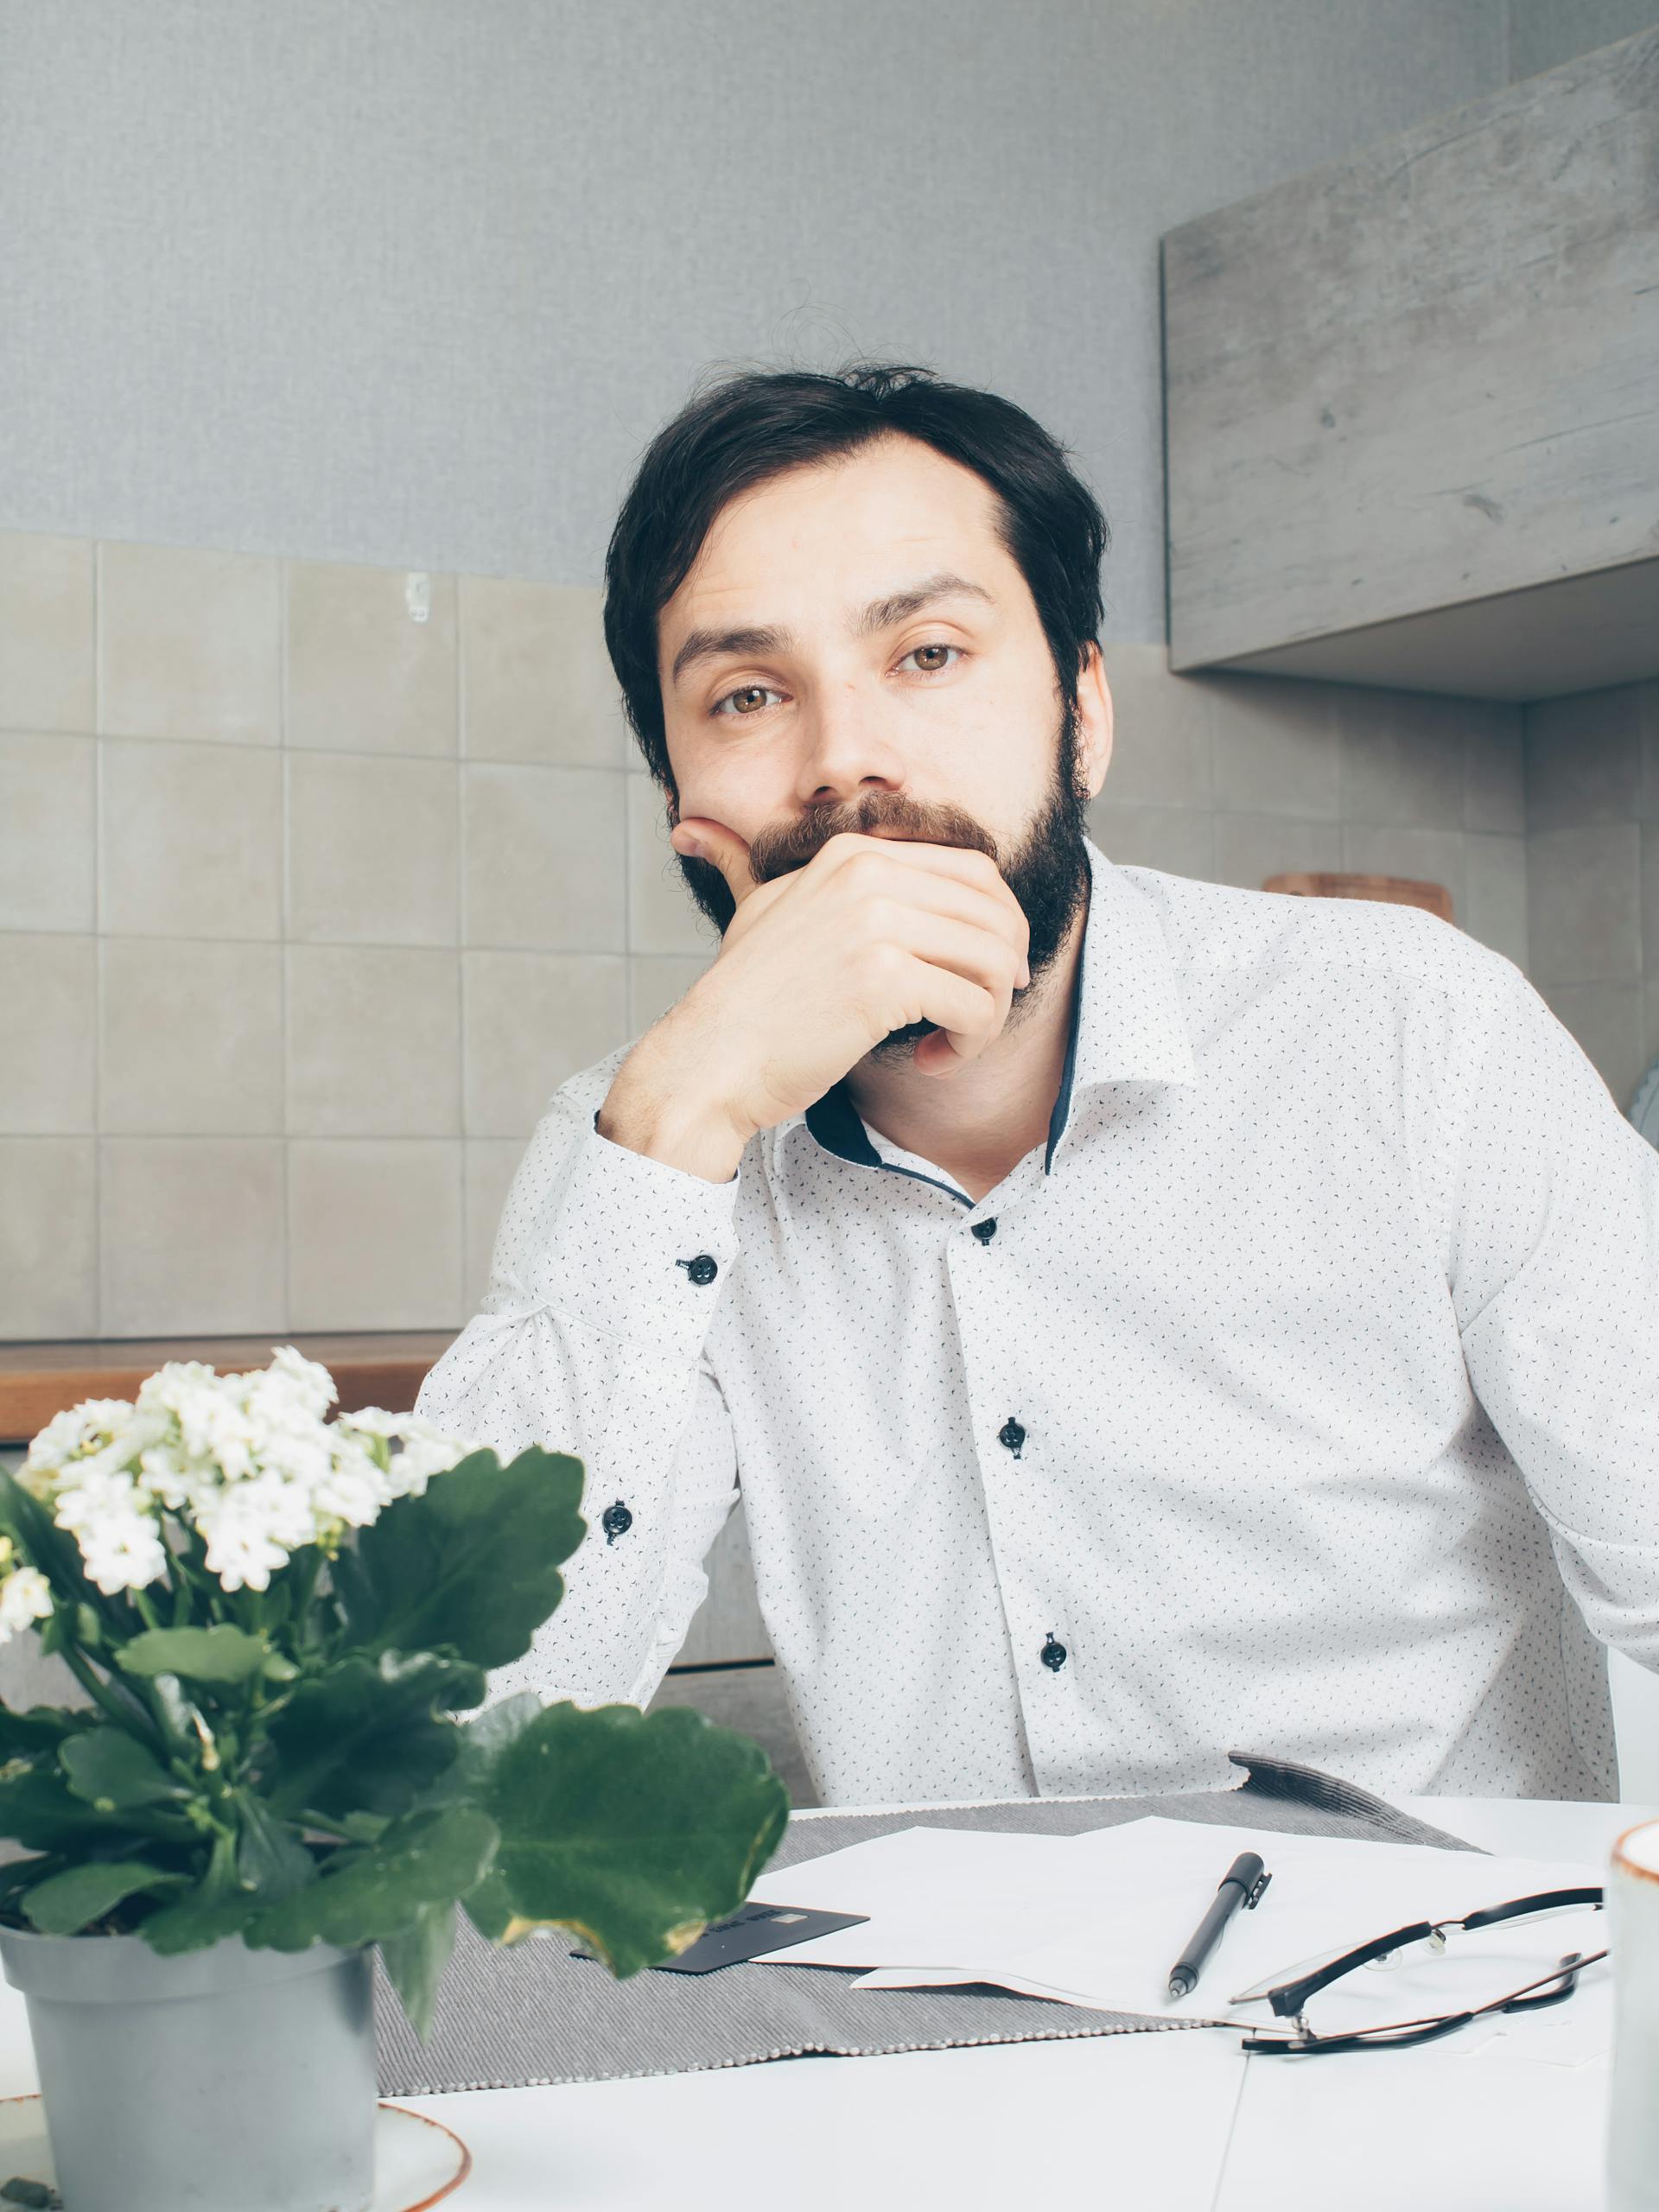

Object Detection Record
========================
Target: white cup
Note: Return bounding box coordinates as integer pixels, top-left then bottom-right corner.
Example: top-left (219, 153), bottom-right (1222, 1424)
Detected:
top-left (1608, 1817), bottom-right (1659, 2212)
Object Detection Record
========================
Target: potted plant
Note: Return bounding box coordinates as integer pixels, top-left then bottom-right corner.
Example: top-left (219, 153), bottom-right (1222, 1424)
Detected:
top-left (0, 1346), bottom-right (788, 2212)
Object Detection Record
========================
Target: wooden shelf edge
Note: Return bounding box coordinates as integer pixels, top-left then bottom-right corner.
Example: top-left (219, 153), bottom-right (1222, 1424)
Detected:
top-left (0, 1332), bottom-right (461, 1446)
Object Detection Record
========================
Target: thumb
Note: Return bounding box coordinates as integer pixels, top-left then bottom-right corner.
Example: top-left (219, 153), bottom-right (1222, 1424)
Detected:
top-left (669, 816), bottom-right (760, 904)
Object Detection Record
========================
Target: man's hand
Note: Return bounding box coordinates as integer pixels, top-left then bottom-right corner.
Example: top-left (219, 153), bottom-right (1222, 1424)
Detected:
top-left (597, 818), bottom-right (1030, 1181)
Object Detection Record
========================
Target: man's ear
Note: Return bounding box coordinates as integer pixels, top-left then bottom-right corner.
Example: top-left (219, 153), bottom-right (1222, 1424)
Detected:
top-left (1078, 642), bottom-right (1113, 802)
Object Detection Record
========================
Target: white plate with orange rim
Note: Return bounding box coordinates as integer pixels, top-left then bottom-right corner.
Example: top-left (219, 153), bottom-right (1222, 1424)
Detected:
top-left (0, 2093), bottom-right (471, 2209)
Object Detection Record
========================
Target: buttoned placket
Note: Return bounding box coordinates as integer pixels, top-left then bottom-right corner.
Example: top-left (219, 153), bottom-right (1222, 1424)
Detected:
top-left (798, 1073), bottom-right (1087, 1788)
top-left (945, 1160), bottom-right (1081, 1780)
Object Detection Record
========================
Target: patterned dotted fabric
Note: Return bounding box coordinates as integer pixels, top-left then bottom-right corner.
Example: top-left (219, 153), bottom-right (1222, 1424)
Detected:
top-left (417, 836), bottom-right (1659, 1807)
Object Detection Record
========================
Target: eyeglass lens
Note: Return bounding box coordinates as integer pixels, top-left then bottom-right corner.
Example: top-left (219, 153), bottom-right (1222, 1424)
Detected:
top-left (1230, 1891), bottom-right (1603, 2012)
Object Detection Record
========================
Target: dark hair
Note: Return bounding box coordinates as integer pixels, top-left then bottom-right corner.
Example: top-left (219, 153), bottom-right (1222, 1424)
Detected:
top-left (601, 359), bottom-right (1111, 791)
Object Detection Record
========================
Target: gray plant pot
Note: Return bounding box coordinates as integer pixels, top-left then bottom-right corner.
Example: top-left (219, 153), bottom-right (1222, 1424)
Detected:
top-left (0, 1922), bottom-right (378, 2212)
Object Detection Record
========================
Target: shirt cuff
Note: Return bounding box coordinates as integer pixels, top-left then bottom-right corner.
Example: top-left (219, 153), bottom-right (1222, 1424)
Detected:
top-left (519, 1112), bottom-right (743, 1356)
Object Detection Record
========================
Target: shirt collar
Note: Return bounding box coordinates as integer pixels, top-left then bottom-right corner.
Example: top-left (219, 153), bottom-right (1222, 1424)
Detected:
top-left (772, 833), bottom-right (1198, 1185)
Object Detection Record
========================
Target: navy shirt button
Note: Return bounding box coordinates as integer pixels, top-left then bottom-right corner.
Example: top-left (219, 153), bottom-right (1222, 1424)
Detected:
top-left (997, 1418), bottom-right (1026, 1458)
top-left (679, 1254), bottom-right (719, 1286)
top-left (1041, 1634), bottom-right (1068, 1672)
top-left (601, 1500), bottom-right (633, 1544)
top-left (971, 1218), bottom-right (998, 1243)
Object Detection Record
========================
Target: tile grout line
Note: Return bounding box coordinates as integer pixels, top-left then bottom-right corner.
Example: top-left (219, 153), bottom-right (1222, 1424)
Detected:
top-left (279, 559), bottom-right (292, 1337)
top-left (454, 574), bottom-right (469, 1325)
top-left (92, 541), bottom-right (104, 1338)
top-left (2, 1132), bottom-right (501, 1145)
top-left (79, 725), bottom-right (643, 776)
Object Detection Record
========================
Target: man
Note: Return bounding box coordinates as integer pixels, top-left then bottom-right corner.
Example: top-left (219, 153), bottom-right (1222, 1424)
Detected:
top-left (418, 360), bottom-right (1659, 1807)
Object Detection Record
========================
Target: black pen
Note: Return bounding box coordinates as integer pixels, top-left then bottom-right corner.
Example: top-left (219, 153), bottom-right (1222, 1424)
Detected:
top-left (1166, 1852), bottom-right (1273, 1999)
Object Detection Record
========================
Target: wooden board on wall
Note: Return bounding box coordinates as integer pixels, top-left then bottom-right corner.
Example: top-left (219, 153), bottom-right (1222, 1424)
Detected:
top-left (1, 1333), bottom-right (774, 1669)
top-left (1162, 28), bottom-right (1659, 697)
top-left (0, 1333), bottom-right (456, 1444)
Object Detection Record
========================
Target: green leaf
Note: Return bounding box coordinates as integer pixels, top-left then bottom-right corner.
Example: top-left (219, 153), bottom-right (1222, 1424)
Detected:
top-left (233, 1790), bottom-right (316, 1904)
top-left (245, 1807), bottom-right (498, 1954)
top-left (21, 1858), bottom-right (181, 1936)
top-left (330, 1809), bottom-right (391, 1846)
top-left (140, 1889), bottom-right (259, 1956)
top-left (0, 1706), bottom-right (96, 1758)
top-left (406, 1691), bottom-right (542, 1815)
top-left (377, 1898), bottom-right (457, 2044)
top-left (118, 1624), bottom-right (270, 1686)
top-left (474, 1701), bottom-right (789, 1978)
top-left (0, 1854), bottom-right (64, 1912)
top-left (337, 1447), bottom-right (586, 1670)
top-left (257, 1652), bottom-right (482, 1823)
top-left (59, 1728), bottom-right (188, 1812)
top-left (0, 1758), bottom-right (192, 1852)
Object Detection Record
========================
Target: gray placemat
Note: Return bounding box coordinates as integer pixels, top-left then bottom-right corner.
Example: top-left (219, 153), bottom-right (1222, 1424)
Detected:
top-left (373, 1751), bottom-right (1488, 2094)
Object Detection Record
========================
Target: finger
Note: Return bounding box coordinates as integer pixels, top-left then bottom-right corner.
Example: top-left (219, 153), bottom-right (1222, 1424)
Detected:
top-left (840, 854), bottom-right (1031, 984)
top-left (887, 913), bottom-right (1025, 1057)
top-left (887, 951), bottom-right (1005, 1070)
top-left (825, 834), bottom-right (1029, 951)
top-left (670, 817), bottom-right (763, 906)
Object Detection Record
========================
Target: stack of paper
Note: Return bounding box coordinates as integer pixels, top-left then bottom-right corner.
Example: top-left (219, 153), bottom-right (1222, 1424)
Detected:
top-left (752, 1816), bottom-right (1608, 2036)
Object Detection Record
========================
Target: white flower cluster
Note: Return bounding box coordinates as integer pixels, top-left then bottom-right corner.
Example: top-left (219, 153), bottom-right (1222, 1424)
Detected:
top-left (0, 1535), bottom-right (54, 1649)
top-left (18, 1346), bottom-right (481, 1599)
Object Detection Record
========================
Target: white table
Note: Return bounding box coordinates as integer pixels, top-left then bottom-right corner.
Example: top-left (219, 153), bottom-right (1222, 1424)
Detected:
top-left (0, 1796), bottom-right (1648, 2211)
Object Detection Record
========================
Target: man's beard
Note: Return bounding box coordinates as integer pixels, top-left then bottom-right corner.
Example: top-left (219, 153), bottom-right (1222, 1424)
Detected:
top-left (666, 697), bottom-right (1093, 1062)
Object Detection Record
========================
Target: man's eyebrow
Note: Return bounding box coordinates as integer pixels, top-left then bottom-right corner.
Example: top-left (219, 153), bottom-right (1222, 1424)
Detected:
top-left (668, 570), bottom-right (996, 690)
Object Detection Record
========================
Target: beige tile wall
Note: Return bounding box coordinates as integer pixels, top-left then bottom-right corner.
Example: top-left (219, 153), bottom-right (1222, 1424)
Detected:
top-left (0, 528), bottom-right (719, 1343)
top-left (0, 524), bottom-right (1556, 1350)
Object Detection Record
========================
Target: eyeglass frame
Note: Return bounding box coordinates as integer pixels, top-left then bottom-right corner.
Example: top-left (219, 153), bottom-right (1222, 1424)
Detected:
top-left (1230, 1884), bottom-right (1607, 2056)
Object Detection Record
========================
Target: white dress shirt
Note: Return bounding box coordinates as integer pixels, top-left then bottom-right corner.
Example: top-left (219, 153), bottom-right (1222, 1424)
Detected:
top-left (417, 835), bottom-right (1659, 1805)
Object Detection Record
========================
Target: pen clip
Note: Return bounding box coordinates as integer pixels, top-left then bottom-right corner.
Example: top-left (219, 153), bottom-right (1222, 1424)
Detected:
top-left (1243, 1870), bottom-right (1272, 1910)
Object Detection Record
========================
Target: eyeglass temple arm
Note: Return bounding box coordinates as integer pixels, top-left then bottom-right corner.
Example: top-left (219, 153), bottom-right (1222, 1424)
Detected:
top-left (1244, 1947), bottom-right (1606, 2055)
top-left (1463, 1885), bottom-right (1603, 1933)
top-left (1262, 1920), bottom-right (1438, 2017)
top-left (1259, 1889), bottom-right (1605, 2018)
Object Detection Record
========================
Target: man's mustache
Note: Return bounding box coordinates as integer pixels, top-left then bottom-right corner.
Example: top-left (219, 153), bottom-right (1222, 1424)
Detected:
top-left (748, 797), bottom-right (1001, 885)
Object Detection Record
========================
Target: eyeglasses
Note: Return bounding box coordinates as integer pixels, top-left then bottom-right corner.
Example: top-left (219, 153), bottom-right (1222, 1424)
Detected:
top-left (1227, 1886), bottom-right (1606, 2055)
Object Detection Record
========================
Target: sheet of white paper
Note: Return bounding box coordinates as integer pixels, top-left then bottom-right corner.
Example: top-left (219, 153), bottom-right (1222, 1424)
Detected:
top-left (1447, 1971), bottom-right (1613, 2068)
top-left (756, 1815), bottom-right (1605, 2031)
top-left (753, 1821), bottom-right (1118, 1967)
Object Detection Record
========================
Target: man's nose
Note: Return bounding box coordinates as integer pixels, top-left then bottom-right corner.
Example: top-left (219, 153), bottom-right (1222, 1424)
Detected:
top-left (795, 686), bottom-right (908, 806)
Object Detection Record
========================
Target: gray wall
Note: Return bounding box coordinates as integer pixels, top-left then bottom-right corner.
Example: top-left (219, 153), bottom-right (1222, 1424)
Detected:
top-left (1508, 0), bottom-right (1659, 75)
top-left (0, 0), bottom-right (1539, 650)
top-left (7, 2), bottom-right (1652, 632)
top-left (1523, 681), bottom-right (1659, 1116)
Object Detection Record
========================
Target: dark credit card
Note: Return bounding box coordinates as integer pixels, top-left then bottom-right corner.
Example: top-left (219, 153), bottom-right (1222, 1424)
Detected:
top-left (569, 1901), bottom-right (870, 1974)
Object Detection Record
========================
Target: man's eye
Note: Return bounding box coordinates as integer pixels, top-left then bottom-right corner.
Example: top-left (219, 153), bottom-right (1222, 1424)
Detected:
top-left (709, 643), bottom-right (964, 720)
top-left (902, 643), bottom-right (963, 676)
top-left (709, 683), bottom-right (784, 720)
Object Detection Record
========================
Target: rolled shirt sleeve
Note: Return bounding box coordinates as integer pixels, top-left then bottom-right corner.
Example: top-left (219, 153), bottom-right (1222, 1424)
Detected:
top-left (1441, 951), bottom-right (1659, 1665)
top-left (416, 1074), bottom-right (745, 1711)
